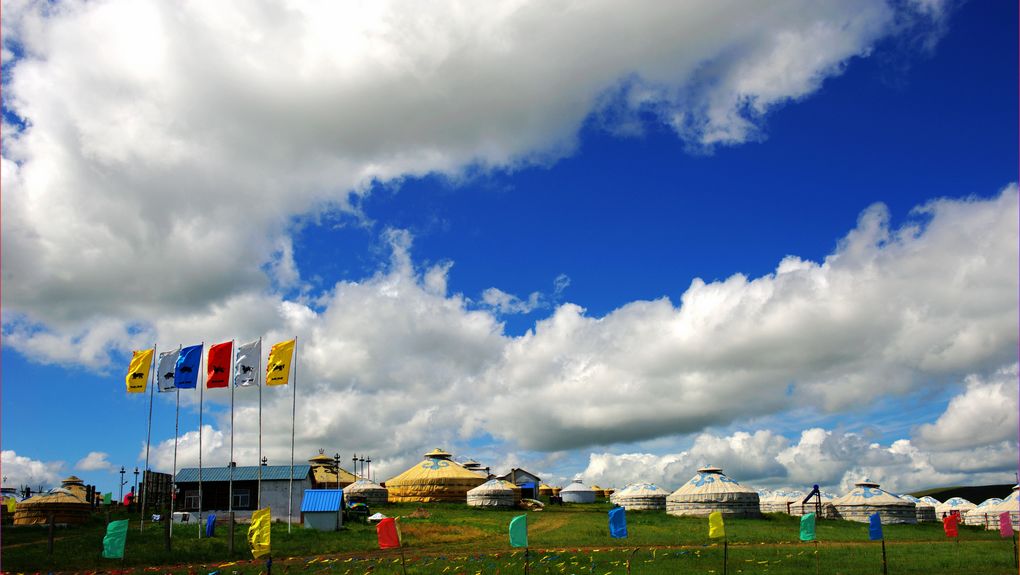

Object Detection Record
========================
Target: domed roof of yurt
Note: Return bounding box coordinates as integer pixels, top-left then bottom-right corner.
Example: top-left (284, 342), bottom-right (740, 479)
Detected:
top-left (974, 486), bottom-right (1020, 531)
top-left (666, 466), bottom-right (761, 518)
top-left (60, 476), bottom-right (88, 500)
top-left (343, 479), bottom-right (389, 506)
top-left (760, 490), bottom-right (804, 513)
top-left (467, 479), bottom-right (521, 508)
top-left (308, 450), bottom-right (358, 488)
top-left (831, 479), bottom-right (916, 524)
top-left (920, 496), bottom-right (941, 506)
top-left (591, 484), bottom-right (608, 498)
top-left (538, 484), bottom-right (554, 497)
top-left (385, 448), bottom-right (486, 502)
top-left (963, 497), bottom-right (1004, 526)
top-left (13, 488), bottom-right (91, 526)
top-left (935, 496), bottom-right (975, 516)
top-left (899, 494), bottom-right (937, 522)
top-left (610, 482), bottom-right (670, 511)
top-left (461, 459), bottom-right (489, 478)
top-left (561, 479), bottom-right (596, 503)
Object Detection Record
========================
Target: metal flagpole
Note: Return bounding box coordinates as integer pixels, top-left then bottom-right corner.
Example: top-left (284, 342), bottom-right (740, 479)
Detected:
top-left (141, 343), bottom-right (156, 532)
top-left (288, 337), bottom-right (297, 533)
top-left (198, 341), bottom-right (205, 538)
top-left (229, 339), bottom-right (235, 521)
top-left (171, 386), bottom-right (180, 538)
top-left (258, 337), bottom-right (263, 508)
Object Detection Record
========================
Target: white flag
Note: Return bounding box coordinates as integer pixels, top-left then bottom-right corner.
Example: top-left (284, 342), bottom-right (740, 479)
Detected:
top-left (156, 348), bottom-right (180, 392)
top-left (234, 339), bottom-right (261, 387)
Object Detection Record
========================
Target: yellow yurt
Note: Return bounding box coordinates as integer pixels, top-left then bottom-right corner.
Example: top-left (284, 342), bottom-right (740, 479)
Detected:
top-left (385, 448), bottom-right (486, 502)
top-left (591, 485), bottom-right (607, 499)
top-left (13, 488), bottom-right (90, 526)
top-left (308, 450), bottom-right (358, 488)
top-left (60, 476), bottom-right (87, 500)
top-left (538, 484), bottom-right (554, 498)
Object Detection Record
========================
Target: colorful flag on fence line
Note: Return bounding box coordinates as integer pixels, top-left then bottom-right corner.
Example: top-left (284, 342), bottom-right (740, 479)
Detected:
top-left (943, 513), bottom-right (960, 538)
top-left (868, 513), bottom-right (883, 541)
top-left (102, 519), bottom-right (129, 559)
top-left (206, 341), bottom-right (233, 388)
top-left (125, 349), bottom-right (153, 393)
top-left (377, 517), bottom-right (401, 549)
top-left (235, 339), bottom-right (261, 387)
top-left (175, 344), bottom-right (203, 389)
top-left (103, 492), bottom-right (112, 505)
top-left (157, 348), bottom-right (180, 392)
top-left (5, 498), bottom-right (16, 513)
top-left (248, 507), bottom-right (271, 558)
top-left (509, 514), bottom-right (528, 547)
top-left (266, 339), bottom-right (295, 386)
top-left (999, 512), bottom-right (1014, 537)
top-left (708, 511), bottom-right (725, 539)
top-left (800, 512), bottom-right (816, 541)
top-left (608, 507), bottom-right (627, 538)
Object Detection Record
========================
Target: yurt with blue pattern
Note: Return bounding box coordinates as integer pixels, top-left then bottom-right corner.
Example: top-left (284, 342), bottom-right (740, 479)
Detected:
top-left (666, 466), bottom-right (761, 518)
top-left (610, 482), bottom-right (670, 510)
top-left (964, 497), bottom-right (1005, 527)
top-left (899, 494), bottom-right (937, 522)
top-left (831, 479), bottom-right (916, 524)
top-left (935, 496), bottom-right (976, 517)
top-left (384, 448), bottom-right (486, 502)
top-left (973, 485), bottom-right (1020, 531)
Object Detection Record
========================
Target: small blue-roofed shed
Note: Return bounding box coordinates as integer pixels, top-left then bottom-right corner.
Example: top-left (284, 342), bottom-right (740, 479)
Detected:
top-left (301, 489), bottom-right (343, 531)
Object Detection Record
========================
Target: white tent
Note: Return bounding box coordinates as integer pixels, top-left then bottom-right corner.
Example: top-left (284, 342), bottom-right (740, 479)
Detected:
top-left (760, 490), bottom-right (802, 514)
top-left (964, 497), bottom-right (1005, 527)
top-left (831, 479), bottom-right (916, 524)
top-left (561, 479), bottom-right (596, 503)
top-left (974, 486), bottom-right (1020, 531)
top-left (790, 491), bottom-right (838, 519)
top-left (467, 479), bottom-right (520, 508)
top-left (611, 482), bottom-right (670, 511)
top-left (343, 479), bottom-right (389, 506)
top-left (666, 466), bottom-right (760, 518)
top-left (934, 497), bottom-right (975, 518)
top-left (899, 494), bottom-right (937, 522)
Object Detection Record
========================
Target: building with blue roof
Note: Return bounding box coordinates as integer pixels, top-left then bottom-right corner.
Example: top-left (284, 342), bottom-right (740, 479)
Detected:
top-left (173, 464), bottom-right (312, 520)
top-left (300, 489), bottom-right (343, 531)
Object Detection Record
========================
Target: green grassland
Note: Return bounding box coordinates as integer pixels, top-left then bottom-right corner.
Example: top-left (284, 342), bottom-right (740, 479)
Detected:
top-left (2, 502), bottom-right (1017, 574)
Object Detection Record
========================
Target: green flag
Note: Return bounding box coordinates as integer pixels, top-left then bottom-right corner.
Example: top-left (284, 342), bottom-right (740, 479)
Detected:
top-left (102, 519), bottom-right (129, 559)
top-left (509, 514), bottom-right (528, 548)
top-left (103, 492), bottom-right (112, 505)
top-left (800, 512), bottom-right (816, 542)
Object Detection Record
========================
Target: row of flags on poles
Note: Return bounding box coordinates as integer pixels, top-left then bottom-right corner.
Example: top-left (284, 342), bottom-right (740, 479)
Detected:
top-left (125, 339), bottom-right (296, 392)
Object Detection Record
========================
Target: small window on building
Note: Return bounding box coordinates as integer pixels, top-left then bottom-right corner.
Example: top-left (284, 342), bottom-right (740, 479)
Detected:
top-left (184, 490), bottom-right (200, 510)
top-left (233, 489), bottom-right (250, 509)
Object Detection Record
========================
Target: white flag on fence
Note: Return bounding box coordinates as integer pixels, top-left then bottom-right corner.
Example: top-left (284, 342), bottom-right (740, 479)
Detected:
top-left (234, 339), bottom-right (261, 387)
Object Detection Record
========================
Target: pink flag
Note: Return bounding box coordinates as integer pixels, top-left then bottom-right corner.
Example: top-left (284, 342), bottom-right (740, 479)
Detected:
top-left (999, 511), bottom-right (1014, 537)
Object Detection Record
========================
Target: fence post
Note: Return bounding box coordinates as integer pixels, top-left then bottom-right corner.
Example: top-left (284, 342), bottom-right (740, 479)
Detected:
top-left (47, 512), bottom-right (55, 556)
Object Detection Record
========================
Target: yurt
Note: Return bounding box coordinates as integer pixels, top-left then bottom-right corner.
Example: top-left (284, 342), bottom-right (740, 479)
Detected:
top-left (462, 460), bottom-right (488, 478)
top-left (343, 479), bottom-right (389, 506)
top-left (935, 497), bottom-right (975, 518)
top-left (59, 476), bottom-right (88, 500)
top-left (831, 479), bottom-right (916, 524)
top-left (13, 488), bottom-right (90, 526)
top-left (974, 486), bottom-right (1019, 531)
top-left (538, 484), bottom-right (554, 499)
top-left (899, 495), bottom-right (937, 522)
top-left (385, 448), bottom-right (486, 502)
top-left (467, 479), bottom-right (521, 508)
top-left (605, 488), bottom-right (616, 498)
top-left (666, 466), bottom-right (761, 518)
top-left (920, 496), bottom-right (941, 507)
top-left (760, 490), bottom-right (803, 514)
top-left (561, 479), bottom-right (596, 503)
top-left (309, 451), bottom-right (357, 489)
top-left (610, 482), bottom-right (670, 511)
top-left (591, 485), bottom-right (608, 499)
top-left (964, 498), bottom-right (1004, 527)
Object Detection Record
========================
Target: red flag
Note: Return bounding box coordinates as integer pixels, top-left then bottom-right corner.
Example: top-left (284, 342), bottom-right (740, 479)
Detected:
top-left (206, 341), bottom-right (233, 388)
top-left (376, 517), bottom-right (401, 549)
top-left (943, 513), bottom-right (960, 538)
top-left (999, 512), bottom-right (1014, 537)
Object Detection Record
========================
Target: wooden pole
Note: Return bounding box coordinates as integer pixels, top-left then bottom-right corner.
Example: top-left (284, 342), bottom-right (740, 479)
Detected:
top-left (524, 547), bottom-right (529, 575)
top-left (47, 512), bottom-right (54, 556)
top-left (626, 548), bottom-right (637, 575)
top-left (880, 538), bottom-right (888, 575)
top-left (1012, 534), bottom-right (1017, 568)
top-left (814, 540), bottom-right (819, 575)
top-left (399, 546), bottom-right (408, 575)
top-left (723, 538), bottom-right (728, 575)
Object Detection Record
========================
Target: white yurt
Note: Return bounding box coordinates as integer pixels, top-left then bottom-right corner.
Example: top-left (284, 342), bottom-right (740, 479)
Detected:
top-left (343, 479), bottom-right (389, 506)
top-left (610, 482), bottom-right (670, 511)
top-left (790, 491), bottom-right (838, 519)
top-left (760, 490), bottom-right (804, 514)
top-left (899, 495), bottom-right (937, 522)
top-left (561, 479), bottom-right (596, 503)
top-left (666, 466), bottom-right (761, 518)
top-left (467, 479), bottom-right (521, 508)
top-left (935, 497), bottom-right (975, 518)
top-left (974, 486), bottom-right (1020, 531)
top-left (831, 479), bottom-right (916, 524)
top-left (920, 496), bottom-right (941, 507)
top-left (964, 498), bottom-right (1004, 527)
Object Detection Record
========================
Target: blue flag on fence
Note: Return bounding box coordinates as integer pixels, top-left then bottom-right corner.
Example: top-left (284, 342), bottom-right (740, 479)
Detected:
top-left (175, 344), bottom-right (203, 388)
top-left (868, 512), bottom-right (883, 541)
top-left (609, 507), bottom-right (627, 538)
top-left (206, 514), bottom-right (216, 537)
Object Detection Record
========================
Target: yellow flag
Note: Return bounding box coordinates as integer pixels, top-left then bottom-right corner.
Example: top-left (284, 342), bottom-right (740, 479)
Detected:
top-left (5, 498), bottom-right (16, 513)
top-left (248, 507), bottom-right (271, 558)
top-left (265, 339), bottom-right (295, 386)
top-left (126, 349), bottom-right (153, 393)
top-left (708, 511), bottom-right (725, 539)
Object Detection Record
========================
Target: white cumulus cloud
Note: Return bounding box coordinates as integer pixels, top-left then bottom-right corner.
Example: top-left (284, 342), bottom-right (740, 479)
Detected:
top-left (75, 451), bottom-right (115, 472)
top-left (1, 450), bottom-right (64, 490)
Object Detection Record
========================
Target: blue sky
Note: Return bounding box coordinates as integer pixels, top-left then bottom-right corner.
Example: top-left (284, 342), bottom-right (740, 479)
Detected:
top-left (2, 0), bottom-right (1017, 496)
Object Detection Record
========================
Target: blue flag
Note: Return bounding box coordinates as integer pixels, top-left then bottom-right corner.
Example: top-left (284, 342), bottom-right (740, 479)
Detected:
top-left (868, 512), bottom-right (883, 541)
top-left (608, 507), bottom-right (627, 538)
top-left (206, 513), bottom-right (216, 537)
top-left (175, 344), bottom-right (203, 388)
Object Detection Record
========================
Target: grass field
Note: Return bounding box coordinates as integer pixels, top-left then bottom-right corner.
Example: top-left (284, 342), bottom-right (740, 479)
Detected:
top-left (3, 503), bottom-right (1017, 574)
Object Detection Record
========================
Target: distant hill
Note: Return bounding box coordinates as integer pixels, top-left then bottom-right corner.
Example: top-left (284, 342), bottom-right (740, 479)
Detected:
top-left (909, 484), bottom-right (1014, 503)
